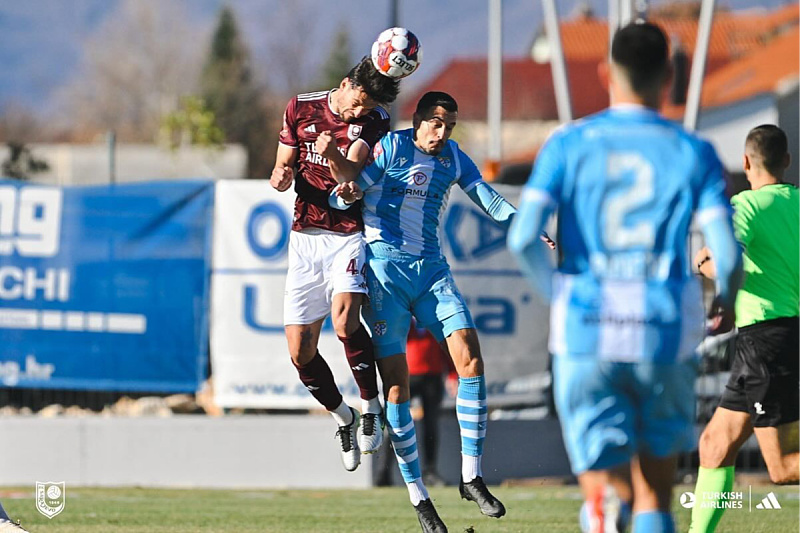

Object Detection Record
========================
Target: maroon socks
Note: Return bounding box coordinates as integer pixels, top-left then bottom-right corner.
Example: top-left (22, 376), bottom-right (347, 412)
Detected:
top-left (339, 324), bottom-right (379, 401)
top-left (293, 351), bottom-right (343, 411)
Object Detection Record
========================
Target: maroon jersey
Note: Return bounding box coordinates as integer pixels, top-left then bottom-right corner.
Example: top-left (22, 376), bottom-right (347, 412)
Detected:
top-left (279, 90), bottom-right (390, 233)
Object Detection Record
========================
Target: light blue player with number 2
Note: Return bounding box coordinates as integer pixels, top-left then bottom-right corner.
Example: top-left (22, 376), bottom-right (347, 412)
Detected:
top-left (509, 22), bottom-right (742, 533)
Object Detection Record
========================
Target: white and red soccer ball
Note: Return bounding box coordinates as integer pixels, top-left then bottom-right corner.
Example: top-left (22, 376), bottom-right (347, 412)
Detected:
top-left (371, 27), bottom-right (422, 79)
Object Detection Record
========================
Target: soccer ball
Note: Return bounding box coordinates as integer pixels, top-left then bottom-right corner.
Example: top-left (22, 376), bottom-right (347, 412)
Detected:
top-left (371, 27), bottom-right (422, 79)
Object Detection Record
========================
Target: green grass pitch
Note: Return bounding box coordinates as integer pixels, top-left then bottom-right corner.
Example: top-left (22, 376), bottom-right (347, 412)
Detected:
top-left (2, 485), bottom-right (797, 532)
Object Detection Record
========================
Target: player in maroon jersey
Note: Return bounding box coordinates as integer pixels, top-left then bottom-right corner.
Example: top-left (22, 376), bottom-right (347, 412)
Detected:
top-left (270, 57), bottom-right (399, 472)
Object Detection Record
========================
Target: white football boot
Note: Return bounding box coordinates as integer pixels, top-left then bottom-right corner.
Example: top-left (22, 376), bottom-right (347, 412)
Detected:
top-left (335, 407), bottom-right (361, 471)
top-left (0, 519), bottom-right (29, 532)
top-left (359, 409), bottom-right (384, 454)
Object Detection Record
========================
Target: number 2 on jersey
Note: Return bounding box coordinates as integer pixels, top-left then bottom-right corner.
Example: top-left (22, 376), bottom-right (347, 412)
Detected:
top-left (604, 152), bottom-right (656, 249)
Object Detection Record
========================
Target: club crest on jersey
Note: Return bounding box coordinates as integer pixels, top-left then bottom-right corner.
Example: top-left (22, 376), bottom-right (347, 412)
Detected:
top-left (437, 156), bottom-right (451, 168)
top-left (412, 172), bottom-right (428, 185)
top-left (347, 124), bottom-right (362, 141)
top-left (373, 320), bottom-right (388, 336)
top-left (373, 143), bottom-right (383, 158)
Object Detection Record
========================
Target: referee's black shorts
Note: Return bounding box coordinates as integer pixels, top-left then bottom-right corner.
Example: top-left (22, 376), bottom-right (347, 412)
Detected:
top-left (719, 316), bottom-right (799, 427)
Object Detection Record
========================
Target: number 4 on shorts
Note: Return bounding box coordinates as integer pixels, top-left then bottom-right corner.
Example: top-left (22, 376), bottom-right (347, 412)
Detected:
top-left (346, 259), bottom-right (366, 276)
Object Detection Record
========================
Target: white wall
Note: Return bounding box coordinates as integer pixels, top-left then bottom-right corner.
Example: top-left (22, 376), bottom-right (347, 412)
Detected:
top-left (0, 416), bottom-right (372, 489)
top-left (696, 94), bottom-right (779, 172)
top-left (3, 143), bottom-right (247, 185)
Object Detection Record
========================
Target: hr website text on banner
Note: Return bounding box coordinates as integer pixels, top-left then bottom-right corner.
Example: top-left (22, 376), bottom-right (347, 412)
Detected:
top-left (0, 179), bottom-right (213, 392)
top-left (211, 181), bottom-right (552, 409)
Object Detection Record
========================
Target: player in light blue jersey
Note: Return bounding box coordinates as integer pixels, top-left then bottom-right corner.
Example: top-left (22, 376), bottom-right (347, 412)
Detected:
top-left (330, 92), bottom-right (546, 532)
top-left (508, 23), bottom-right (742, 533)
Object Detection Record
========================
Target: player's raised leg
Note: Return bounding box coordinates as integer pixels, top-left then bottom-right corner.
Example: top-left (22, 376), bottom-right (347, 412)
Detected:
top-left (444, 327), bottom-right (506, 518)
top-left (378, 353), bottom-right (447, 533)
top-left (330, 237), bottom-right (383, 453)
top-left (286, 321), bottom-right (361, 471)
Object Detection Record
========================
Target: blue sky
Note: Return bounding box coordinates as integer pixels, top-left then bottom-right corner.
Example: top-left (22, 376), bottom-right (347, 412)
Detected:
top-left (0, 0), bottom-right (790, 113)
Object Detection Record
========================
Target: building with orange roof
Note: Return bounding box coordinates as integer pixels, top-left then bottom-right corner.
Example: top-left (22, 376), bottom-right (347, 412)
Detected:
top-left (542, 3), bottom-right (798, 64)
top-left (402, 3), bottom-right (798, 184)
top-left (671, 25), bottom-right (799, 185)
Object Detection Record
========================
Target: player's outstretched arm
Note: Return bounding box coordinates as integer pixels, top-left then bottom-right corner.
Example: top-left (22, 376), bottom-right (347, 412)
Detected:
top-left (464, 181), bottom-right (516, 229)
top-left (317, 132), bottom-right (371, 183)
top-left (508, 189), bottom-right (557, 300)
top-left (463, 181), bottom-right (554, 248)
top-left (270, 144), bottom-right (297, 192)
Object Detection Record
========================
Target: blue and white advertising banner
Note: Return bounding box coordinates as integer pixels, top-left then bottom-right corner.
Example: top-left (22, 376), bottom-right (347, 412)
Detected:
top-left (0, 179), bottom-right (213, 392)
top-left (211, 181), bottom-right (361, 409)
top-left (442, 185), bottom-right (552, 405)
top-left (211, 181), bottom-right (552, 409)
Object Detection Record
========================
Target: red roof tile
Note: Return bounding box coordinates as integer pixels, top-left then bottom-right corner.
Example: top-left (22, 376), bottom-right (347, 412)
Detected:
top-left (404, 6), bottom-right (798, 122)
top-left (662, 26), bottom-right (799, 118)
top-left (558, 4), bottom-right (799, 61)
top-left (401, 58), bottom-right (608, 120)
top-left (700, 26), bottom-right (799, 107)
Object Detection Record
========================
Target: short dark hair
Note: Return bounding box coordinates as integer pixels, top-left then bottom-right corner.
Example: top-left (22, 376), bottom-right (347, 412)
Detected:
top-left (611, 22), bottom-right (669, 94)
top-left (415, 91), bottom-right (458, 116)
top-left (346, 56), bottom-right (399, 106)
top-left (746, 124), bottom-right (788, 176)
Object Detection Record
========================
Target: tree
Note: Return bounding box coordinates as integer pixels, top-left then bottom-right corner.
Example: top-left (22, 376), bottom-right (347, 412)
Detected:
top-left (200, 6), bottom-right (275, 178)
top-left (55, 0), bottom-right (204, 141)
top-left (159, 96), bottom-right (225, 151)
top-left (316, 26), bottom-right (353, 90)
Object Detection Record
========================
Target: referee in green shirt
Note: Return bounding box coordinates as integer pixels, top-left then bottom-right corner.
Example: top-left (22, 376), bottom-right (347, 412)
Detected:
top-left (690, 124), bottom-right (799, 532)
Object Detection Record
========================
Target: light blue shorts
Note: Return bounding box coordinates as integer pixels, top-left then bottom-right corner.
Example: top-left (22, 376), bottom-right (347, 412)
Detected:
top-left (553, 356), bottom-right (697, 474)
top-left (363, 248), bottom-right (474, 359)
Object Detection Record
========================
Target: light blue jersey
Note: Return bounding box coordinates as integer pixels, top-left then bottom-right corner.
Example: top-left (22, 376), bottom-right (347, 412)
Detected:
top-left (328, 127), bottom-right (515, 354)
top-left (330, 127), bottom-right (515, 491)
top-left (354, 128), bottom-right (500, 258)
top-left (509, 105), bottom-right (740, 363)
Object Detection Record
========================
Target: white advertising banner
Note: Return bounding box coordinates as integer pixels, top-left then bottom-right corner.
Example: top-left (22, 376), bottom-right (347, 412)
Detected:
top-left (211, 181), bottom-right (361, 408)
top-left (211, 181), bottom-right (552, 408)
